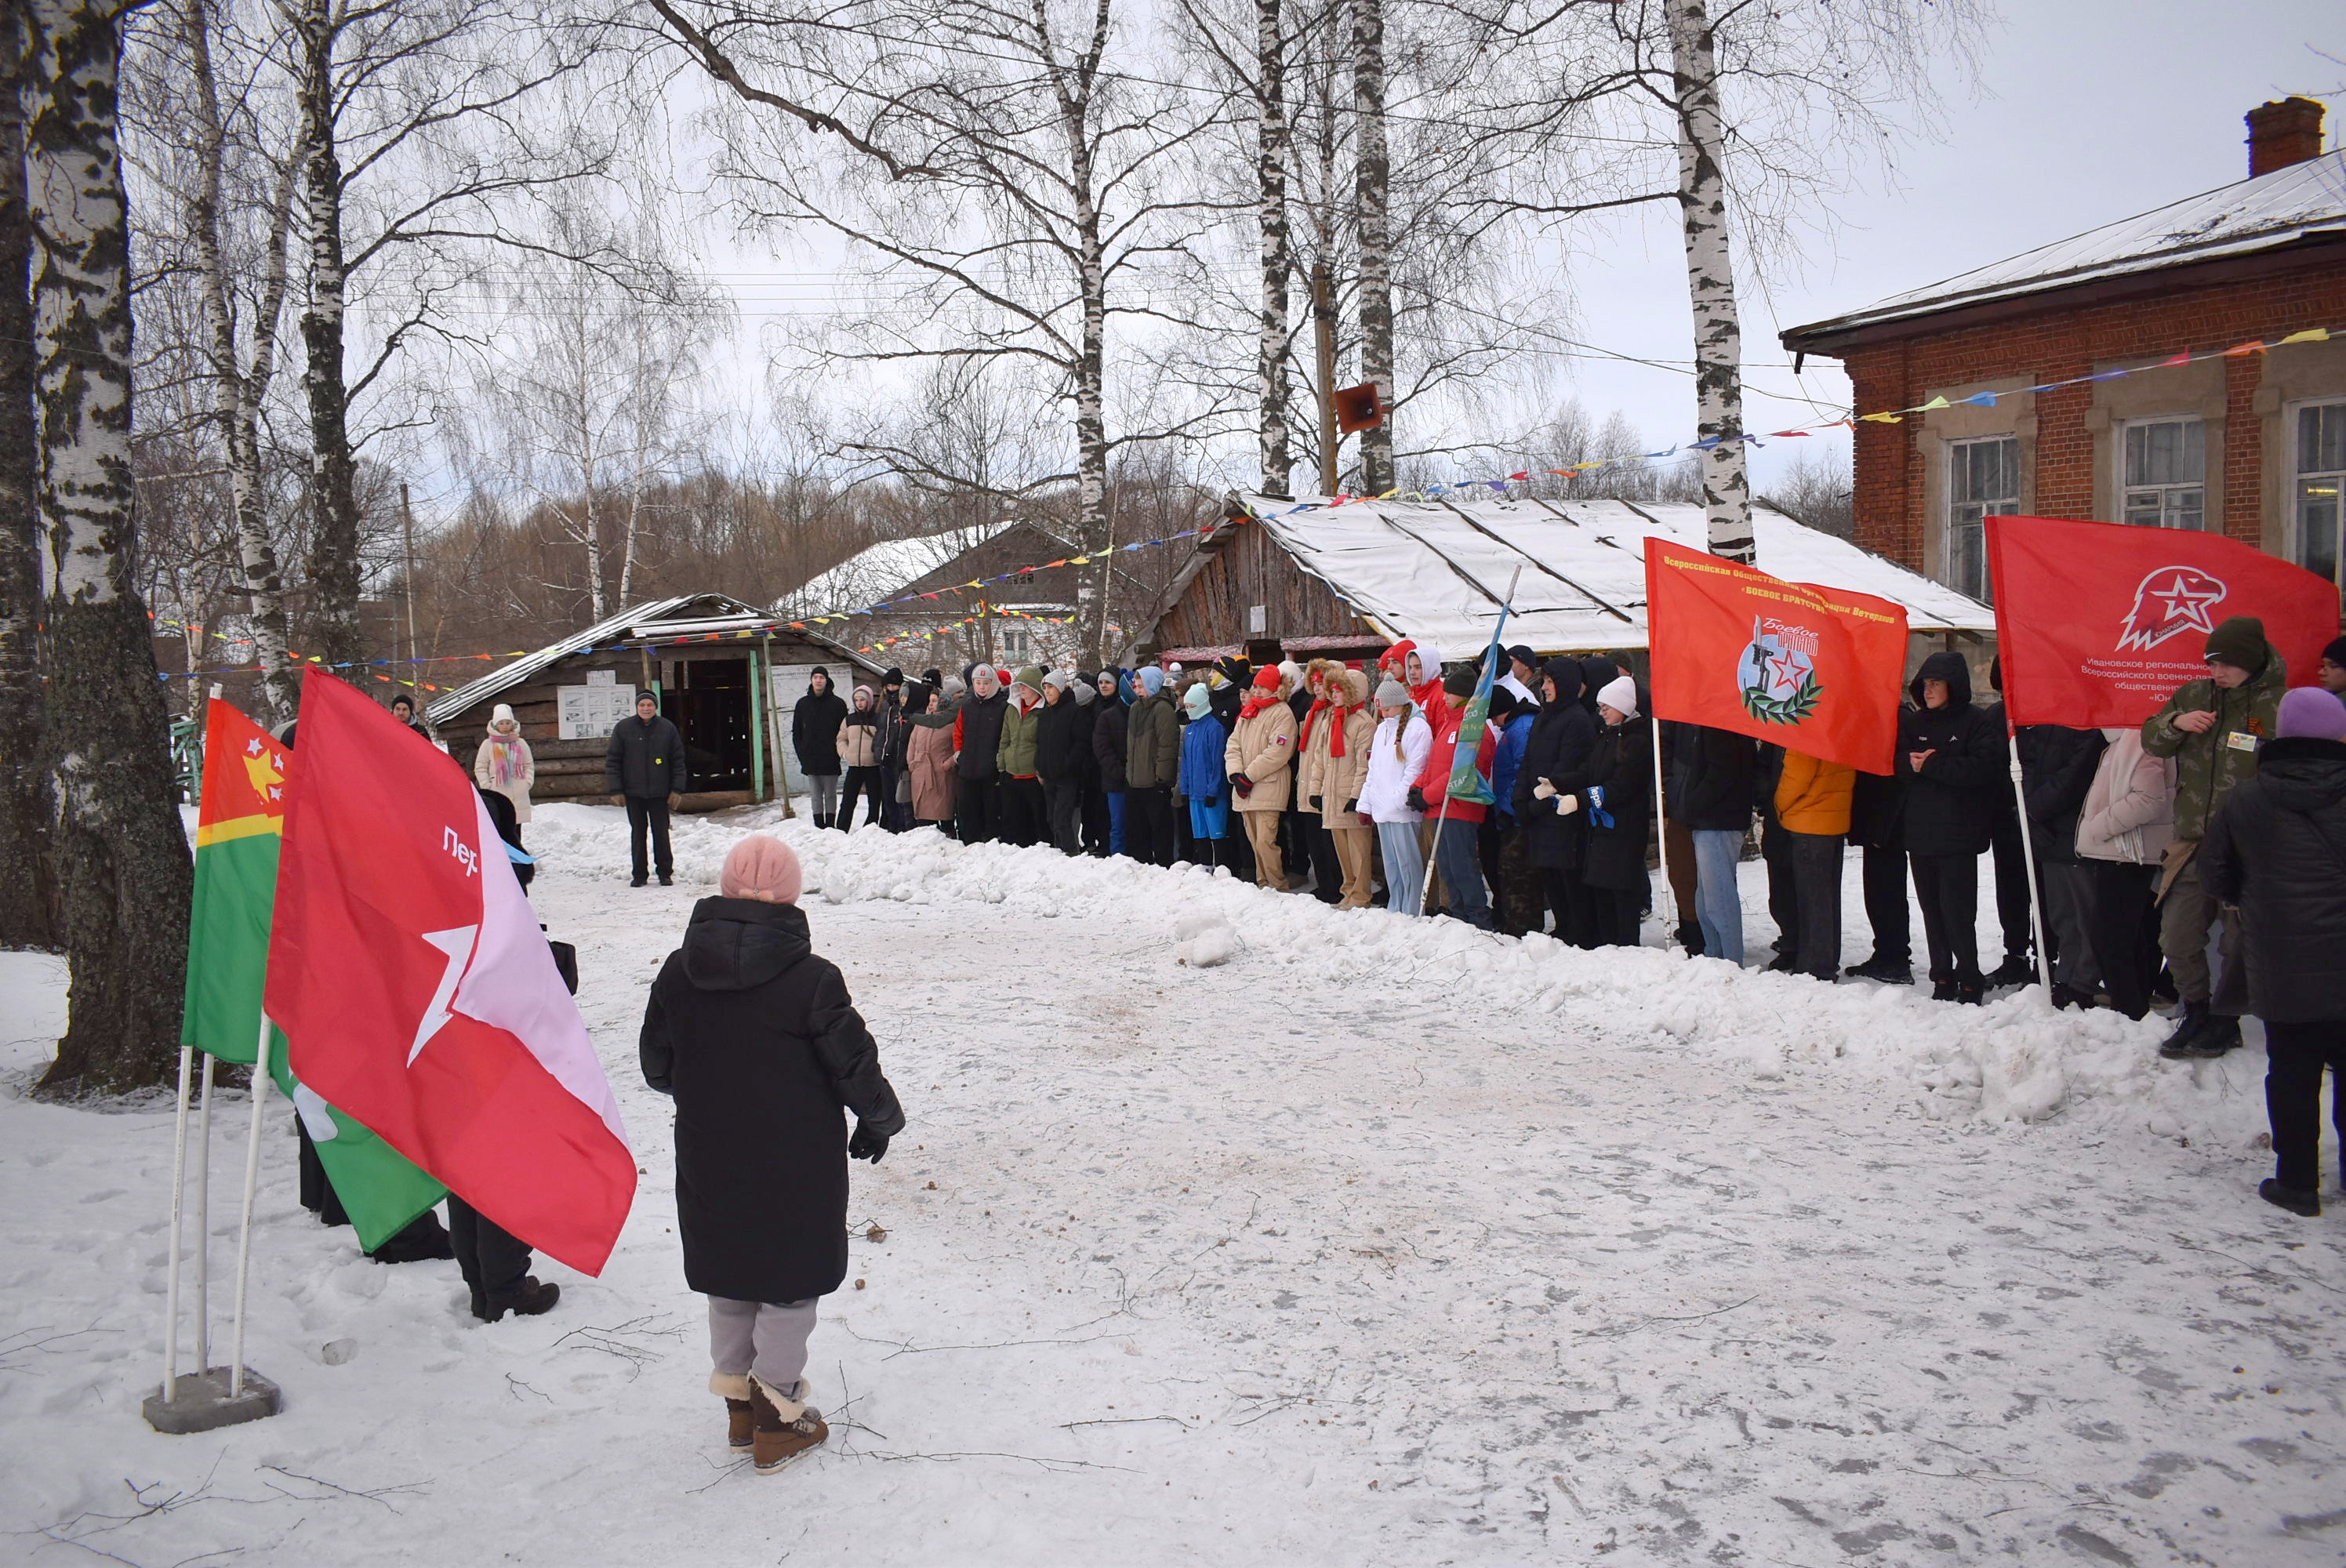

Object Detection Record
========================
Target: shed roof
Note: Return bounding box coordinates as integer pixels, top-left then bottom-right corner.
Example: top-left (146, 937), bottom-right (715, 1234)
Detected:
top-left (1233, 494), bottom-right (1992, 654)
top-left (1784, 149), bottom-right (2346, 347)
top-left (426, 593), bottom-right (877, 724)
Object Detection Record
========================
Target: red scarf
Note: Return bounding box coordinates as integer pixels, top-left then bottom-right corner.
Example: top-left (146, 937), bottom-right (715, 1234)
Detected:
top-left (1327, 699), bottom-right (1356, 757)
top-left (1298, 696), bottom-right (1331, 751)
top-left (1238, 691), bottom-right (1280, 720)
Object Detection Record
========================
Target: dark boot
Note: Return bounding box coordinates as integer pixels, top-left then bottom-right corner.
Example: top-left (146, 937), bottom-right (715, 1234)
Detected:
top-left (1985, 954), bottom-right (2034, 989)
top-left (1848, 955), bottom-right (1914, 985)
top-left (2158, 1001), bottom-right (2210, 1059)
top-left (1930, 980), bottom-right (1958, 1003)
top-left (1675, 922), bottom-right (1705, 956)
top-left (711, 1373), bottom-right (757, 1449)
top-left (2260, 1178), bottom-right (2320, 1218)
top-left (2171, 1013), bottom-right (2241, 1059)
top-left (477, 1276), bottom-right (560, 1323)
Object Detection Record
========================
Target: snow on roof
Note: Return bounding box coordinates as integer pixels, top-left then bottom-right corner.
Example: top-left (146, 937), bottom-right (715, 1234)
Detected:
top-left (426, 592), bottom-right (873, 724)
top-left (775, 523), bottom-right (1023, 619)
top-left (1236, 494), bottom-right (1992, 653)
top-left (1785, 149), bottom-right (2346, 343)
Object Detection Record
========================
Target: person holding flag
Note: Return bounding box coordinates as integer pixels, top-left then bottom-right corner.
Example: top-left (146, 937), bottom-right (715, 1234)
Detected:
top-left (1414, 663), bottom-right (1499, 928)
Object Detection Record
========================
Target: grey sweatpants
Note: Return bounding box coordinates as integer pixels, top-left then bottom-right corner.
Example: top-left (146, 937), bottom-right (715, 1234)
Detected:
top-left (804, 775), bottom-right (841, 818)
top-left (709, 1295), bottom-right (817, 1403)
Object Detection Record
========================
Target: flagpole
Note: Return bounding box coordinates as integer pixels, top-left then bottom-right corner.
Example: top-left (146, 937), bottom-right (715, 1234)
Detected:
top-left (193, 1051), bottom-right (215, 1374)
top-left (230, 1014), bottom-right (274, 1397)
top-left (1423, 567), bottom-right (1520, 917)
top-left (161, 1044), bottom-right (193, 1401)
top-left (1651, 716), bottom-right (1675, 950)
top-left (2005, 717), bottom-right (2054, 1004)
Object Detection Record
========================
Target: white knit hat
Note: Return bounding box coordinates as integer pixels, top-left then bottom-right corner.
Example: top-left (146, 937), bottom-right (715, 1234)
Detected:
top-left (1596, 675), bottom-right (1638, 718)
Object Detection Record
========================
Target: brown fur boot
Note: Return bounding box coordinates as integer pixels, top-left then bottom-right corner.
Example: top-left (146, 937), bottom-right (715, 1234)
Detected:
top-left (710, 1373), bottom-right (755, 1449)
top-left (747, 1374), bottom-right (828, 1474)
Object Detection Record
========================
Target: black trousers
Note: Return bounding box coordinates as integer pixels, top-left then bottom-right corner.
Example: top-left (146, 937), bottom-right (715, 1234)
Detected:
top-left (1126, 785), bottom-right (1175, 866)
top-left (625, 794), bottom-right (672, 880)
top-left (1989, 811), bottom-right (2032, 962)
top-left (1782, 829), bottom-right (1843, 980)
top-left (998, 777), bottom-right (1046, 846)
top-left (1761, 817), bottom-right (1797, 957)
top-left (1858, 842), bottom-right (1912, 965)
top-left (1909, 851), bottom-right (1982, 987)
top-left (1081, 782), bottom-right (1111, 852)
top-left (956, 775), bottom-right (998, 843)
top-left (2265, 1022), bottom-right (2346, 1194)
top-left (1539, 866), bottom-right (1595, 948)
top-left (881, 763), bottom-right (910, 831)
top-left (2083, 860), bottom-right (2161, 1019)
top-left (1044, 779), bottom-right (1084, 854)
top-left (840, 766), bottom-right (886, 830)
top-left (1589, 884), bottom-right (1643, 947)
top-left (448, 1195), bottom-right (531, 1306)
top-left (1304, 811), bottom-right (1342, 899)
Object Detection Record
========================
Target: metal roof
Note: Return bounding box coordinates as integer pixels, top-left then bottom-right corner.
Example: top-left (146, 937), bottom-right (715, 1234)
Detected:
top-left (775, 523), bottom-right (1023, 618)
top-left (426, 593), bottom-right (878, 724)
top-left (1785, 148), bottom-right (2346, 346)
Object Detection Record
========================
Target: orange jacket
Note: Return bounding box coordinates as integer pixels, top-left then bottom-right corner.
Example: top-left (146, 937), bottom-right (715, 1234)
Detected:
top-left (1775, 750), bottom-right (1855, 836)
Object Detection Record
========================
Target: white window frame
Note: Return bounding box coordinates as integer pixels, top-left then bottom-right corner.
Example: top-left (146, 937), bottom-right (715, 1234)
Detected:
top-left (1944, 434), bottom-right (2019, 601)
top-left (2289, 396), bottom-right (2346, 590)
top-left (2117, 414), bottom-right (2207, 530)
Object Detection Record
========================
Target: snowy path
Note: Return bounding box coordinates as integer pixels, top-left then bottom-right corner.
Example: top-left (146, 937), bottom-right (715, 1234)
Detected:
top-left (5, 805), bottom-right (2346, 1566)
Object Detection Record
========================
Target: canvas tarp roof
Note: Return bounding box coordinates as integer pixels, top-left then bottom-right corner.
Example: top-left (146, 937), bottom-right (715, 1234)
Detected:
top-left (1236, 494), bottom-right (1992, 654)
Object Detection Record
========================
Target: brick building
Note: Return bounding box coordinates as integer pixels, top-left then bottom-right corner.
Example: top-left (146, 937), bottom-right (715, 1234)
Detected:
top-left (1781, 99), bottom-right (2346, 612)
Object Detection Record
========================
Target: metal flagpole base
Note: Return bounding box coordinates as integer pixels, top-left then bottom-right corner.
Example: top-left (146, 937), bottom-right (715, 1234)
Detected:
top-left (142, 1365), bottom-right (281, 1434)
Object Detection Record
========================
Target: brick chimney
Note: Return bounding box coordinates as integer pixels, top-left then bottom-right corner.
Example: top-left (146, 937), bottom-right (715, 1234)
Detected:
top-left (2246, 96), bottom-right (2325, 178)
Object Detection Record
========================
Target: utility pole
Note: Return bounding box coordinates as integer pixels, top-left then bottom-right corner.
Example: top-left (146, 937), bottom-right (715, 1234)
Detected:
top-left (1311, 260), bottom-right (1338, 496)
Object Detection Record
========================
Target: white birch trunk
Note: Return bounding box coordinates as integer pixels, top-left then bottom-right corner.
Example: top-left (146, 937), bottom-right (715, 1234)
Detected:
top-left (0, 2), bottom-right (53, 948)
top-left (1350, 0), bottom-right (1394, 495)
top-left (295, 0), bottom-right (365, 670)
top-left (1665, 0), bottom-right (1753, 563)
top-left (1255, 0), bottom-right (1293, 496)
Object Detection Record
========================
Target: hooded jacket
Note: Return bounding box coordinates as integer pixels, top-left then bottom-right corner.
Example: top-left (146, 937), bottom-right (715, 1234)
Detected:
top-left (1417, 697), bottom-right (1498, 826)
top-left (639, 898), bottom-right (905, 1304)
top-left (1091, 677), bottom-right (1131, 791)
top-left (953, 677), bottom-right (1010, 782)
top-left (1894, 651), bottom-right (2003, 857)
top-left (792, 676), bottom-right (848, 777)
top-left (1515, 658), bottom-right (1598, 870)
top-left (2200, 735), bottom-right (2346, 1022)
top-left (905, 702), bottom-right (958, 822)
top-left (1774, 750), bottom-right (1855, 837)
top-left (997, 673), bottom-right (1046, 779)
top-left (837, 690), bottom-right (881, 768)
top-left (1125, 686), bottom-right (1181, 789)
top-left (2016, 725), bottom-right (2108, 862)
top-left (1578, 714), bottom-right (1652, 891)
top-left (2075, 728), bottom-right (2174, 866)
top-left (1178, 704), bottom-right (1229, 805)
top-left (1035, 687), bottom-right (1088, 783)
top-left (2141, 619), bottom-right (2288, 842)
top-left (1360, 708), bottom-right (1433, 823)
top-left (1224, 684), bottom-right (1298, 812)
top-left (1313, 670), bottom-right (1376, 826)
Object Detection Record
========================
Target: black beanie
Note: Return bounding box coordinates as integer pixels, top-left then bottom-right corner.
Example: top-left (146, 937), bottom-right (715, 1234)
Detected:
top-left (883, 666), bottom-right (904, 684)
top-left (1442, 662), bottom-right (1478, 697)
top-left (1488, 687), bottom-right (1518, 721)
top-left (2323, 637), bottom-right (2346, 669)
top-left (2203, 615), bottom-right (2267, 672)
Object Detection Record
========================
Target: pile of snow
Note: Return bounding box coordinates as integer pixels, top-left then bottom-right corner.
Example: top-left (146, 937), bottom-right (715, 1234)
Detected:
top-left (523, 805), bottom-right (2264, 1154)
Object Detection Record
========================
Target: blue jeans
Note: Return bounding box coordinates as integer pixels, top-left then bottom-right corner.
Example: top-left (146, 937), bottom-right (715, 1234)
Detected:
top-left (1432, 817), bottom-right (1491, 927)
top-left (1377, 821), bottom-right (1425, 913)
top-left (1691, 828), bottom-right (1745, 966)
top-left (1104, 790), bottom-right (1126, 855)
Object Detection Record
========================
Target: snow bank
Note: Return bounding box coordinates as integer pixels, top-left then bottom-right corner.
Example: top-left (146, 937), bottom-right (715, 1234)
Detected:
top-left (523, 805), bottom-right (2267, 1155)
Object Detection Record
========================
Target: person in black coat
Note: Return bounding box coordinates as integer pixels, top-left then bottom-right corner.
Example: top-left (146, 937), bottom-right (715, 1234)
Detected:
top-left (1674, 724), bottom-right (1756, 965)
top-left (1091, 670), bottom-right (1130, 854)
top-left (2017, 723), bottom-right (2108, 1005)
top-left (640, 835), bottom-right (905, 1470)
top-left (1843, 768), bottom-right (1912, 983)
top-left (1979, 659), bottom-right (2036, 987)
top-left (791, 670), bottom-right (848, 829)
top-left (1515, 657), bottom-right (1600, 946)
top-left (1898, 651), bottom-right (2003, 1001)
top-left (876, 669), bottom-right (913, 831)
top-left (1569, 677), bottom-right (1651, 946)
top-left (1035, 673), bottom-right (1088, 855)
top-left (605, 691), bottom-right (688, 887)
top-left (953, 664), bottom-right (1010, 842)
top-left (2201, 688), bottom-right (2346, 1217)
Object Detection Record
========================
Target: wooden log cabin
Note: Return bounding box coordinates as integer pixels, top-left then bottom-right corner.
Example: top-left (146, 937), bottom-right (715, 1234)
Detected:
top-left (426, 593), bottom-right (884, 813)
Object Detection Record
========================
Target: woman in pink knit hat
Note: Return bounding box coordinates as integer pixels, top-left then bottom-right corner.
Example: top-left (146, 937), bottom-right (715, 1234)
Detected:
top-left (639, 833), bottom-right (906, 1473)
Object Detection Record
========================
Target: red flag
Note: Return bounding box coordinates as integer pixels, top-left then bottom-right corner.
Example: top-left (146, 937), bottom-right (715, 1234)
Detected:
top-left (1985, 516), bottom-right (2341, 728)
top-left (1645, 538), bottom-right (1910, 774)
top-left (266, 671), bottom-right (634, 1275)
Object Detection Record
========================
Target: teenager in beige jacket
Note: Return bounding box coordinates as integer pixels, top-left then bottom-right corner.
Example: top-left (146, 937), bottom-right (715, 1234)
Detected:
top-left (1310, 669), bottom-right (1377, 906)
top-left (1223, 666), bottom-right (1298, 890)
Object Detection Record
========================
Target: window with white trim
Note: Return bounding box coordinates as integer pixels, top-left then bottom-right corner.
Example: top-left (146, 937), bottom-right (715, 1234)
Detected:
top-left (2295, 401), bottom-right (2346, 587)
top-left (1946, 435), bottom-right (2018, 601)
top-left (2120, 417), bottom-right (2206, 529)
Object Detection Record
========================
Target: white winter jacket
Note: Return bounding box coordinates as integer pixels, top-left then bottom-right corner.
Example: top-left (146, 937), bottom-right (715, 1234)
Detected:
top-left (2075, 728), bottom-right (2176, 866)
top-left (1359, 712), bottom-right (1432, 823)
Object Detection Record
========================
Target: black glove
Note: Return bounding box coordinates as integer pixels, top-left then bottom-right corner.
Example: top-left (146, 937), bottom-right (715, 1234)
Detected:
top-left (1204, 796), bottom-right (1218, 808)
top-left (1309, 794), bottom-right (1323, 811)
top-left (1342, 797), bottom-right (1356, 815)
top-left (1232, 773), bottom-right (1253, 797)
top-left (1406, 786), bottom-right (1428, 814)
top-left (848, 1122), bottom-right (890, 1163)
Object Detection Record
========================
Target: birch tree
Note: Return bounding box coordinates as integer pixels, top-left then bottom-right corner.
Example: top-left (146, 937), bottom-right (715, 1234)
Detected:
top-left (29, 0), bottom-right (194, 1094)
top-left (0, 3), bottom-right (49, 952)
top-left (1661, 0), bottom-right (1745, 559)
top-left (1349, 0), bottom-right (1394, 494)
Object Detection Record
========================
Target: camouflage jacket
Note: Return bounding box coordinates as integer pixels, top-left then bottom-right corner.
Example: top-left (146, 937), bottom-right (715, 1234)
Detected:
top-left (2140, 644), bottom-right (2286, 842)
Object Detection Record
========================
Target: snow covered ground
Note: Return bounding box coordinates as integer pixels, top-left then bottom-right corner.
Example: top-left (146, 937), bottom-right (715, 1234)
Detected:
top-left (5, 804), bottom-right (2346, 1566)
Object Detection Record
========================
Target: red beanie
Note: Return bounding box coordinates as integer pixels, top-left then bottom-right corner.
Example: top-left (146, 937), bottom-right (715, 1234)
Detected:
top-left (1251, 666), bottom-right (1281, 691)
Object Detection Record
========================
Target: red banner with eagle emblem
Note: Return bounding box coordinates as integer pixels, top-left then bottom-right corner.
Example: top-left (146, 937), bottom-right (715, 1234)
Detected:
top-left (1985, 516), bottom-right (2341, 728)
top-left (1645, 539), bottom-right (1910, 775)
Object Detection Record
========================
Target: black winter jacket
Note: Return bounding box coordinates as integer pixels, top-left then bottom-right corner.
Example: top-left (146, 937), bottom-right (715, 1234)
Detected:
top-left (640, 898), bottom-right (905, 1303)
top-left (1675, 724), bottom-right (1757, 833)
top-left (1036, 696), bottom-right (1088, 782)
top-left (1848, 768), bottom-right (1904, 851)
top-left (792, 685), bottom-right (847, 776)
top-left (1091, 696), bottom-right (1130, 791)
top-left (955, 687), bottom-right (1009, 781)
top-left (605, 713), bottom-right (688, 798)
top-left (2017, 725), bottom-right (2107, 862)
top-left (1894, 652), bottom-right (2002, 858)
top-left (1579, 716), bottom-right (1652, 891)
top-left (2201, 737), bottom-right (2346, 1023)
top-left (1514, 661), bottom-right (1597, 871)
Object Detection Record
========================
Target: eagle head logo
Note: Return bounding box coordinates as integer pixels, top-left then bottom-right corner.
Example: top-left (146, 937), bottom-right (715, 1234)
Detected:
top-left (2116, 566), bottom-right (2226, 653)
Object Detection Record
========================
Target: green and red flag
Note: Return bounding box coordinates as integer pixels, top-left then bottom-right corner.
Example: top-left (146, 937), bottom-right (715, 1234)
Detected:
top-left (183, 698), bottom-right (445, 1249)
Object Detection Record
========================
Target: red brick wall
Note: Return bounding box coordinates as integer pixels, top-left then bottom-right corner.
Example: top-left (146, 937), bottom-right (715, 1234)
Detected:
top-left (1839, 265), bottom-right (2346, 571)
